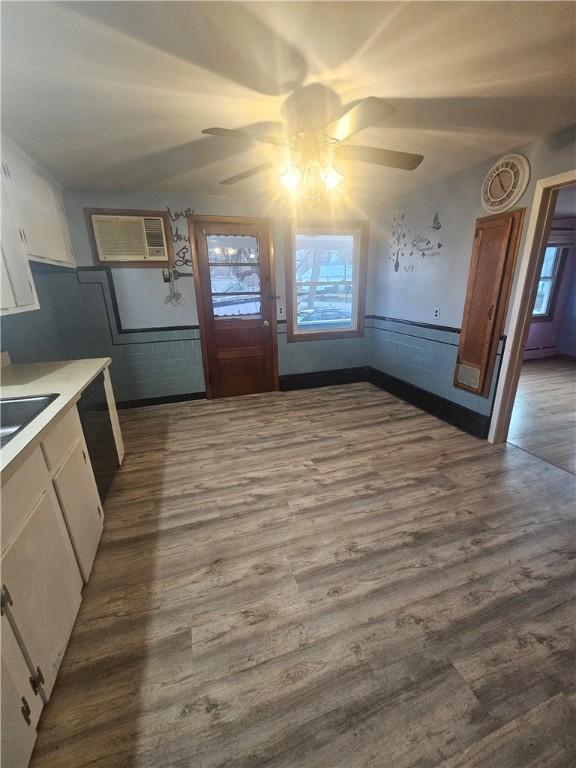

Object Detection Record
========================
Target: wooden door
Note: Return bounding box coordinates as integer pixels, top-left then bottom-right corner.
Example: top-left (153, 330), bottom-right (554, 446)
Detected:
top-left (52, 440), bottom-right (103, 582)
top-left (192, 216), bottom-right (278, 398)
top-left (1, 488), bottom-right (82, 697)
top-left (455, 209), bottom-right (524, 396)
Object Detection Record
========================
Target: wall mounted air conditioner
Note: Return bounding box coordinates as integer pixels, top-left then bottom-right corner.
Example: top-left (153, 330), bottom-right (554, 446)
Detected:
top-left (90, 214), bottom-right (169, 263)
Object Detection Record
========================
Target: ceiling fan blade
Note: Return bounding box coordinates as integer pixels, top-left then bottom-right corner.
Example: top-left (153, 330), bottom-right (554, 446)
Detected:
top-left (326, 97), bottom-right (396, 142)
top-left (202, 127), bottom-right (286, 146)
top-left (336, 144), bottom-right (423, 171)
top-left (219, 162), bottom-right (275, 185)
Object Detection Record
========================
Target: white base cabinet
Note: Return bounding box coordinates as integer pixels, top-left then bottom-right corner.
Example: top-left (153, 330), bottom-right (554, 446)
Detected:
top-left (1, 403), bottom-right (106, 764)
top-left (53, 440), bottom-right (103, 582)
top-left (1, 615), bottom-right (44, 768)
top-left (2, 488), bottom-right (83, 697)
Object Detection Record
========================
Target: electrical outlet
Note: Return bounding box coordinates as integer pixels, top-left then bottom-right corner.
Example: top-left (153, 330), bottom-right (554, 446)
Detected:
top-left (433, 308), bottom-right (440, 319)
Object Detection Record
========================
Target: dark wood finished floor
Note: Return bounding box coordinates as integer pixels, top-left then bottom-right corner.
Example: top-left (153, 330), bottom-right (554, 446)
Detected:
top-left (508, 357), bottom-right (576, 475)
top-left (30, 384), bottom-right (576, 768)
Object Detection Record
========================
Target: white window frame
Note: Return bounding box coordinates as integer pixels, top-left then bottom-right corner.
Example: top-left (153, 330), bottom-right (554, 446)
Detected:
top-left (286, 220), bottom-right (368, 342)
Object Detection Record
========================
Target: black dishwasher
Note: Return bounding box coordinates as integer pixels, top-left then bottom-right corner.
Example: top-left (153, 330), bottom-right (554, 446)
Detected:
top-left (77, 372), bottom-right (118, 501)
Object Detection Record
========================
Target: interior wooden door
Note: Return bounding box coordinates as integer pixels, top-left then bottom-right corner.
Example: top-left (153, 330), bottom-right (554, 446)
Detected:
top-left (455, 209), bottom-right (524, 396)
top-left (192, 216), bottom-right (278, 398)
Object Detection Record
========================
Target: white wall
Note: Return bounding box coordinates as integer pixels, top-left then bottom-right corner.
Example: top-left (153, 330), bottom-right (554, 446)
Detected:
top-left (64, 189), bottom-right (378, 330)
top-left (367, 125), bottom-right (576, 329)
top-left (64, 125), bottom-right (576, 338)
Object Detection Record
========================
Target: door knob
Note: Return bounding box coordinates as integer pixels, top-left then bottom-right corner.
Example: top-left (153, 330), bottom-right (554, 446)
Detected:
top-left (263, 320), bottom-right (270, 327)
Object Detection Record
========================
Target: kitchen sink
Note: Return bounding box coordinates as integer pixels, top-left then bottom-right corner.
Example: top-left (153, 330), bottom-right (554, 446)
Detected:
top-left (0, 394), bottom-right (59, 448)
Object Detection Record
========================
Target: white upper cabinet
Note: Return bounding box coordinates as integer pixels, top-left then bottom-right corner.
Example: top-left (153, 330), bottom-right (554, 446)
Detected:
top-left (2, 135), bottom-right (75, 268)
top-left (1, 163), bottom-right (38, 314)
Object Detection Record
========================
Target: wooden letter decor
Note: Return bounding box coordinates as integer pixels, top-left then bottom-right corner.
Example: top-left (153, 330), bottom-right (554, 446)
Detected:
top-left (455, 209), bottom-right (525, 396)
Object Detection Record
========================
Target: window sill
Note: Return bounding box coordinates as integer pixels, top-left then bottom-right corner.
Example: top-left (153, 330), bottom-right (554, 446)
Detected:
top-left (287, 328), bottom-right (364, 342)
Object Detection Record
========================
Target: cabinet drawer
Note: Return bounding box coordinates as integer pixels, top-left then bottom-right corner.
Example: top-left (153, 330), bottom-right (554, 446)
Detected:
top-left (41, 406), bottom-right (81, 471)
top-left (1, 446), bottom-right (49, 552)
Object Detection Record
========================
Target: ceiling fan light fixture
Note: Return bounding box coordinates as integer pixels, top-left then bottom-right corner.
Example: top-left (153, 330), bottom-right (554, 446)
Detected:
top-left (279, 165), bottom-right (301, 191)
top-left (321, 165), bottom-right (344, 190)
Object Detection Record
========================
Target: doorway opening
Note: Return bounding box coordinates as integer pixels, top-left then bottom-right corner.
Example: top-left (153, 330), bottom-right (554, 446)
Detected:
top-left (506, 184), bottom-right (576, 473)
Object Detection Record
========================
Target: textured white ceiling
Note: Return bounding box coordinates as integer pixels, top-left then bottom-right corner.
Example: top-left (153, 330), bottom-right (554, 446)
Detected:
top-left (2, 1), bottom-right (575, 199)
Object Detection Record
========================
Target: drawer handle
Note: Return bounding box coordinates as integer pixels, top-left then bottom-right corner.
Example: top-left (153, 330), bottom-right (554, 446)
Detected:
top-left (21, 697), bottom-right (31, 725)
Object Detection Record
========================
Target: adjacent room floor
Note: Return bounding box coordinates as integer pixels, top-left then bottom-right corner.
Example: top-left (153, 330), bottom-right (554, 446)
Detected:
top-left (508, 357), bottom-right (576, 474)
top-left (30, 384), bottom-right (576, 768)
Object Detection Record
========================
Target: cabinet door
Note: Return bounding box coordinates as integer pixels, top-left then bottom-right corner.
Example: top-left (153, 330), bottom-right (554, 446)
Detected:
top-left (2, 140), bottom-right (74, 266)
top-left (1, 169), bottom-right (37, 312)
top-left (1, 249), bottom-right (17, 310)
top-left (1, 488), bottom-right (82, 697)
top-left (53, 440), bottom-right (104, 582)
top-left (1, 617), bottom-right (43, 768)
top-left (455, 209), bottom-right (524, 395)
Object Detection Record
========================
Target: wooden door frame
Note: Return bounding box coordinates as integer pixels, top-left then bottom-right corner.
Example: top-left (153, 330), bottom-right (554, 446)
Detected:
top-left (188, 214), bottom-right (279, 399)
top-left (488, 169), bottom-right (576, 443)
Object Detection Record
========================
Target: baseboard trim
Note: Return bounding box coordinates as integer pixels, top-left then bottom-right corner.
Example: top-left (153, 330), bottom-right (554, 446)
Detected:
top-left (365, 367), bottom-right (491, 439)
top-left (117, 392), bottom-right (206, 409)
top-left (279, 366), bottom-right (490, 439)
top-left (279, 367), bottom-right (369, 391)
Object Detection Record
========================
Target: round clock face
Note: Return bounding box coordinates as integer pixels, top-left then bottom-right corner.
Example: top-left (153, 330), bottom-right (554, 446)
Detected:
top-left (481, 154), bottom-right (530, 213)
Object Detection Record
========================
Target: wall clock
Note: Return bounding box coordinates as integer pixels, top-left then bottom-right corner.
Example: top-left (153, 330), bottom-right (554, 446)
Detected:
top-left (481, 154), bottom-right (530, 213)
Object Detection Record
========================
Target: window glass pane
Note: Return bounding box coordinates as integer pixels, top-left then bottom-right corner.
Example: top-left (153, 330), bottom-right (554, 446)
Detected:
top-left (212, 294), bottom-right (261, 318)
top-left (533, 279), bottom-right (552, 315)
top-left (295, 234), bottom-right (354, 283)
top-left (209, 264), bottom-right (260, 294)
top-left (207, 235), bottom-right (259, 263)
top-left (296, 283), bottom-right (353, 331)
top-left (540, 247), bottom-right (558, 278)
top-left (293, 231), bottom-right (357, 332)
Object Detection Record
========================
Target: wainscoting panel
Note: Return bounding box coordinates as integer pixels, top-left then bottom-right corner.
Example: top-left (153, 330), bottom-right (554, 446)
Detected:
top-left (367, 316), bottom-right (504, 417)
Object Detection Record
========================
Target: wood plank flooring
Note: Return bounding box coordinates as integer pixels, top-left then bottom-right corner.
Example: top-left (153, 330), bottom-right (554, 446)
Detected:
top-left (508, 357), bottom-right (576, 474)
top-left (30, 384), bottom-right (576, 768)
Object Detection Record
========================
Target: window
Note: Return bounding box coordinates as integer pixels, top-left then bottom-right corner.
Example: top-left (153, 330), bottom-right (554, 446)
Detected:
top-left (206, 234), bottom-right (261, 318)
top-left (532, 245), bottom-right (566, 319)
top-left (286, 221), bottom-right (368, 341)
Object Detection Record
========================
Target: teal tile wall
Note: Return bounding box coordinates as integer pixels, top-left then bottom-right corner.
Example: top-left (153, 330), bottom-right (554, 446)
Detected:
top-left (367, 316), bottom-right (503, 416)
top-left (1, 265), bottom-right (205, 403)
top-left (1, 265), bottom-right (501, 417)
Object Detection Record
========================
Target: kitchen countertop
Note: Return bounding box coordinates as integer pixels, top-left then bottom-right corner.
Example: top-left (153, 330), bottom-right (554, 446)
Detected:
top-left (0, 358), bottom-right (111, 476)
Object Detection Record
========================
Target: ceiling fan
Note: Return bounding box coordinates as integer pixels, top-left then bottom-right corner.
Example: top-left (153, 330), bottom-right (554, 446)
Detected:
top-left (201, 90), bottom-right (424, 196)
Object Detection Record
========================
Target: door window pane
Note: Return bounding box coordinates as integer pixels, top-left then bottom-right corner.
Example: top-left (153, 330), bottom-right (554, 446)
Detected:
top-left (209, 264), bottom-right (261, 294)
top-left (207, 235), bottom-right (259, 263)
top-left (212, 295), bottom-right (261, 317)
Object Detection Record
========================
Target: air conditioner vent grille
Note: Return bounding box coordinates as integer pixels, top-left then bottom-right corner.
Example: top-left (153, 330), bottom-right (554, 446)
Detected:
top-left (91, 214), bottom-right (167, 262)
top-left (456, 363), bottom-right (481, 390)
top-left (144, 218), bottom-right (164, 249)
